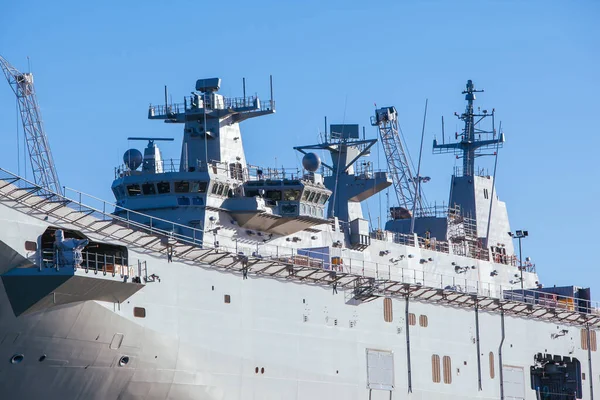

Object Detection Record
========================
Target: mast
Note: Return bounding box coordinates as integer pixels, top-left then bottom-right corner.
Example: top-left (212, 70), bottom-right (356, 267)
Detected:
top-left (433, 80), bottom-right (503, 177)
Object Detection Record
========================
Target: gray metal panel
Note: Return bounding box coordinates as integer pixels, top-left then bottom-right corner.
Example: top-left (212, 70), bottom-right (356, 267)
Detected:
top-left (366, 349), bottom-right (394, 391)
top-left (330, 124), bottom-right (359, 139)
top-left (503, 366), bottom-right (525, 400)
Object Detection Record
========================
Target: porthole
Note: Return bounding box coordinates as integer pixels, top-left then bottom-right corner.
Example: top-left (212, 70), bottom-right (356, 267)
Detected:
top-left (255, 367), bottom-right (259, 374)
top-left (133, 307), bottom-right (146, 318)
top-left (39, 354), bottom-right (47, 362)
top-left (261, 367), bottom-right (265, 374)
top-left (119, 356), bottom-right (130, 367)
top-left (10, 354), bottom-right (24, 364)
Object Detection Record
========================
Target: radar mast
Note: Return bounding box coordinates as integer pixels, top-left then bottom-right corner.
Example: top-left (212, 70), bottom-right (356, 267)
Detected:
top-left (433, 80), bottom-right (503, 176)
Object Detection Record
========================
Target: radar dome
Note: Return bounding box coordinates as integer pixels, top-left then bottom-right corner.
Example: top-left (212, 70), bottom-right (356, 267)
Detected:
top-left (302, 152), bottom-right (321, 172)
top-left (123, 148), bottom-right (143, 171)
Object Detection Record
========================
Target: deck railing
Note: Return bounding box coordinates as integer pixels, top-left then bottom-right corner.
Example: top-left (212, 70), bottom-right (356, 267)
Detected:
top-left (3, 168), bottom-right (588, 319)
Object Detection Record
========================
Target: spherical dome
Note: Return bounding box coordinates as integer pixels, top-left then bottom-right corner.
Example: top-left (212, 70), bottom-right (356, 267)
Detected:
top-left (302, 152), bottom-right (321, 172)
top-left (123, 148), bottom-right (143, 171)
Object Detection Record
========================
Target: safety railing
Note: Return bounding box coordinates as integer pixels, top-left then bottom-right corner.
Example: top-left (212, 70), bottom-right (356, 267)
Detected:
top-left (149, 96), bottom-right (275, 117)
top-left (1, 168), bottom-right (599, 324)
top-left (207, 237), bottom-right (600, 316)
top-left (40, 248), bottom-right (135, 278)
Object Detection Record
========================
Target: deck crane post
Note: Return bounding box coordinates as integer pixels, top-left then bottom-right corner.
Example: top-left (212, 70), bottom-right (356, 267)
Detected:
top-left (0, 55), bottom-right (61, 194)
top-left (371, 106), bottom-right (426, 220)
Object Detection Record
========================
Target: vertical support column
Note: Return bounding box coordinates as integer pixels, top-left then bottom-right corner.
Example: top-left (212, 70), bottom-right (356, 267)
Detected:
top-left (498, 308), bottom-right (505, 400)
top-left (405, 295), bottom-right (412, 393)
top-left (475, 300), bottom-right (482, 391)
top-left (587, 324), bottom-right (595, 400)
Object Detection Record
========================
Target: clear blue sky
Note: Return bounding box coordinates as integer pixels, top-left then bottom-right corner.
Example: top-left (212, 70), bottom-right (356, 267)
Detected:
top-left (1, 1), bottom-right (598, 293)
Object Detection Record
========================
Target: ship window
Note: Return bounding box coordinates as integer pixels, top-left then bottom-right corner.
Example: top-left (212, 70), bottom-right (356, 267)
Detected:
top-left (308, 191), bottom-right (316, 202)
top-left (192, 197), bottom-right (203, 206)
top-left (127, 184), bottom-right (142, 196)
top-left (443, 356), bottom-right (452, 384)
top-left (177, 197), bottom-right (191, 206)
top-left (319, 194), bottom-right (330, 205)
top-left (211, 182), bottom-right (219, 194)
top-left (216, 183), bottom-right (225, 196)
top-left (175, 181), bottom-right (190, 193)
top-left (191, 181), bottom-right (207, 193)
top-left (408, 313), bottom-right (416, 326)
top-left (592, 330), bottom-right (597, 352)
top-left (25, 241), bottom-right (37, 251)
top-left (489, 352), bottom-right (495, 379)
top-left (142, 183), bottom-right (156, 195)
top-left (484, 188), bottom-right (489, 199)
top-left (133, 307), bottom-right (146, 318)
top-left (419, 315), bottom-right (428, 327)
top-left (302, 190), bottom-right (311, 201)
top-left (313, 193), bottom-right (321, 203)
top-left (229, 162), bottom-right (244, 180)
top-left (432, 355), bottom-right (441, 383)
top-left (224, 294), bottom-right (231, 304)
top-left (245, 189), bottom-right (259, 197)
top-left (284, 189), bottom-right (301, 201)
top-left (383, 298), bottom-right (393, 322)
top-left (157, 182), bottom-right (171, 194)
top-left (265, 190), bottom-right (282, 201)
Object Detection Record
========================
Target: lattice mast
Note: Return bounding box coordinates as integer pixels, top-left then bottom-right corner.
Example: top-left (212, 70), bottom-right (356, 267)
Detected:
top-left (371, 106), bottom-right (424, 213)
top-left (433, 80), bottom-right (502, 176)
top-left (0, 56), bottom-right (61, 193)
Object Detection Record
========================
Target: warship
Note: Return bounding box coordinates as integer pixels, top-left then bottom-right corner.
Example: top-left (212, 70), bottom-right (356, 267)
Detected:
top-left (0, 56), bottom-right (598, 399)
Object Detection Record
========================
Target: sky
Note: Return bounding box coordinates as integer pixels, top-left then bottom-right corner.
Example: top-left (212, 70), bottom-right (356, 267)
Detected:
top-left (0, 0), bottom-right (598, 293)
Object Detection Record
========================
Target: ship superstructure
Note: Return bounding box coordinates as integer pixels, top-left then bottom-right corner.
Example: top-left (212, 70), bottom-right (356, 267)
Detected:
top-left (0, 75), bottom-right (597, 400)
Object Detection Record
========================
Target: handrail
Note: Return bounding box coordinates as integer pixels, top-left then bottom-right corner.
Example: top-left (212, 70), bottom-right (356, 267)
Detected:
top-left (1, 168), bottom-right (599, 322)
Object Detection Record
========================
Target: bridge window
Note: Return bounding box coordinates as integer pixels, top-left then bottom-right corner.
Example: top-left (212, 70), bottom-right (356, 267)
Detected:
top-left (157, 182), bottom-right (171, 194)
top-left (246, 189), bottom-right (259, 197)
top-left (191, 181), bottom-right (207, 193)
top-left (127, 184), bottom-right (142, 196)
top-left (308, 192), bottom-right (316, 202)
top-left (302, 190), bottom-right (311, 201)
top-left (313, 193), bottom-right (321, 203)
top-left (319, 194), bottom-right (330, 204)
top-left (266, 190), bottom-right (282, 201)
top-left (284, 189), bottom-right (301, 201)
top-left (175, 181), bottom-right (190, 193)
top-left (229, 163), bottom-right (244, 180)
top-left (142, 183), bottom-right (156, 195)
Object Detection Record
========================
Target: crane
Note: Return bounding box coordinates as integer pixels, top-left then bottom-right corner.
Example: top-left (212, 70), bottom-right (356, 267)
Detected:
top-left (371, 106), bottom-right (427, 218)
top-left (0, 55), bottom-right (61, 194)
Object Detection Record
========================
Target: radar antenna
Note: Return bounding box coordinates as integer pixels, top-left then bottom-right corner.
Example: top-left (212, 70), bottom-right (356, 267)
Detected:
top-left (0, 56), bottom-right (61, 193)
